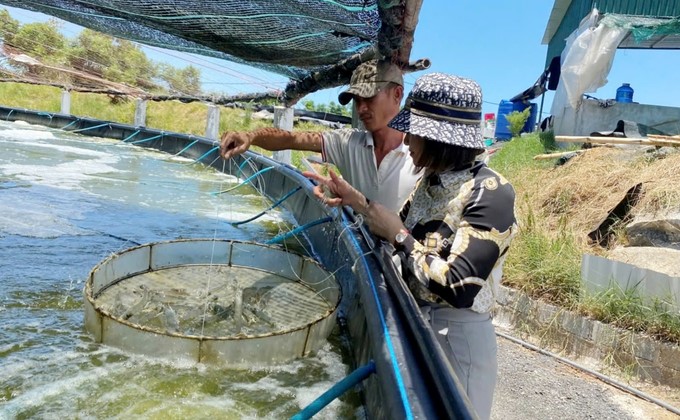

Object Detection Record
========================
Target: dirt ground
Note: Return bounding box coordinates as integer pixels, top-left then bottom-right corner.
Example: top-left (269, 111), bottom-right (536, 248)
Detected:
top-left (492, 326), bottom-right (680, 420)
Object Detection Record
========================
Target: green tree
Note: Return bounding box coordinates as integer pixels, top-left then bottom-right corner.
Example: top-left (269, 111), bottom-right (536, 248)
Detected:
top-left (159, 63), bottom-right (202, 96)
top-left (10, 20), bottom-right (68, 66)
top-left (69, 29), bottom-right (157, 89)
top-left (505, 107), bottom-right (531, 138)
top-left (0, 9), bottom-right (19, 44)
top-left (328, 101), bottom-right (349, 116)
top-left (300, 99), bottom-right (349, 116)
top-left (69, 29), bottom-right (115, 76)
top-left (110, 39), bottom-right (156, 87)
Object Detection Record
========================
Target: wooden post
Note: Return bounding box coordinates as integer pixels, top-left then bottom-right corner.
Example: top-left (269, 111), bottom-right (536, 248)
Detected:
top-left (273, 106), bottom-right (294, 165)
top-left (205, 104), bottom-right (220, 140)
top-left (60, 90), bottom-right (71, 115)
top-left (556, 135), bottom-right (680, 148)
top-left (134, 99), bottom-right (147, 127)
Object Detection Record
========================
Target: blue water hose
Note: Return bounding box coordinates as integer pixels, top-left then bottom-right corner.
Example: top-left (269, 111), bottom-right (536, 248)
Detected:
top-left (290, 361), bottom-right (376, 420)
top-left (230, 186), bottom-right (302, 226)
top-left (37, 112), bottom-right (54, 121)
top-left (71, 122), bottom-right (110, 133)
top-left (212, 166), bottom-right (275, 195)
top-left (173, 138), bottom-right (200, 156)
top-left (60, 118), bottom-right (81, 130)
top-left (122, 130), bottom-right (141, 142)
top-left (190, 145), bottom-right (219, 164)
top-left (265, 216), bottom-right (332, 244)
top-left (130, 133), bottom-right (164, 145)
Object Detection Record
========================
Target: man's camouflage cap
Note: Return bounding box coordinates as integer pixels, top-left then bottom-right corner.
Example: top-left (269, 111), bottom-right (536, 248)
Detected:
top-left (337, 59), bottom-right (403, 105)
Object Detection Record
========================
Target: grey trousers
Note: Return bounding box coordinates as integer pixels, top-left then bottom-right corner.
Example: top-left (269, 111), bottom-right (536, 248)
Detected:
top-left (423, 305), bottom-right (497, 420)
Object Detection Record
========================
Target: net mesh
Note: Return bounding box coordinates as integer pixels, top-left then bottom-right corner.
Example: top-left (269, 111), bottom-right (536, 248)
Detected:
top-left (601, 14), bottom-right (680, 43)
top-left (84, 240), bottom-right (340, 365)
top-left (96, 265), bottom-right (334, 338)
top-left (0, 0), bottom-right (382, 80)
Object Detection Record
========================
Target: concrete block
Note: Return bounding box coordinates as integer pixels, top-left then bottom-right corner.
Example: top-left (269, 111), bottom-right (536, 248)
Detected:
top-left (536, 302), bottom-right (559, 324)
top-left (632, 364), bottom-right (663, 384)
top-left (614, 330), bottom-right (634, 353)
top-left (658, 366), bottom-right (680, 388)
top-left (564, 336), bottom-right (595, 357)
top-left (630, 334), bottom-right (660, 362)
top-left (611, 348), bottom-right (637, 371)
top-left (658, 342), bottom-right (680, 372)
top-left (592, 321), bottom-right (618, 349)
top-left (514, 293), bottom-right (534, 315)
top-left (496, 285), bottom-right (514, 306)
top-left (560, 311), bottom-right (584, 337)
top-left (578, 316), bottom-right (595, 341)
top-left (61, 90), bottom-right (71, 115)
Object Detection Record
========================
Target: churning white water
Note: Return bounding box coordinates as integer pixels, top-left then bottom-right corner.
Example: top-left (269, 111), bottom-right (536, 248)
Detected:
top-left (0, 120), bottom-right (359, 419)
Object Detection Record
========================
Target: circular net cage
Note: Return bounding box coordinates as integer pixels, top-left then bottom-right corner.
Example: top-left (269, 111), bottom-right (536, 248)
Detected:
top-left (84, 239), bottom-right (340, 366)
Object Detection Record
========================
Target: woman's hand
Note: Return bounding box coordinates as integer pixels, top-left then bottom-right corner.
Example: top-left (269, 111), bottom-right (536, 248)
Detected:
top-left (363, 202), bottom-right (405, 244)
top-left (302, 170), bottom-right (406, 243)
top-left (302, 169), bottom-right (364, 209)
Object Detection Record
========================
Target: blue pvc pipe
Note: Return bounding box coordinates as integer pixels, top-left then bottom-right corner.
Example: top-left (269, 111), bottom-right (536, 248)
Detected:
top-left (265, 216), bottom-right (332, 245)
top-left (290, 361), bottom-right (376, 420)
top-left (230, 186), bottom-right (302, 226)
top-left (71, 122), bottom-right (110, 132)
top-left (61, 118), bottom-right (80, 130)
top-left (212, 166), bottom-right (275, 195)
top-left (122, 130), bottom-right (141, 142)
top-left (191, 145), bottom-right (219, 164)
top-left (130, 133), bottom-right (164, 145)
top-left (173, 138), bottom-right (200, 156)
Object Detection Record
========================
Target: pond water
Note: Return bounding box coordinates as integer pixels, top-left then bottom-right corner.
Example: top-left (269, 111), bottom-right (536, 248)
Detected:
top-left (0, 120), bottom-right (359, 419)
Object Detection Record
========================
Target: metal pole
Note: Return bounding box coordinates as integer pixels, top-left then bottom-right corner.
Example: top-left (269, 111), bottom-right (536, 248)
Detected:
top-left (538, 91), bottom-right (546, 131)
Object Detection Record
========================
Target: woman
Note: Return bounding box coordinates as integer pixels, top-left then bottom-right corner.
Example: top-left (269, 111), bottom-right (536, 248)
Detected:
top-left (305, 73), bottom-right (517, 420)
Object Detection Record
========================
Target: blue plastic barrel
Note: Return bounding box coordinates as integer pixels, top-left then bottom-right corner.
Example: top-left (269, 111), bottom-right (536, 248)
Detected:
top-left (494, 100), bottom-right (515, 140)
top-left (616, 83), bottom-right (634, 103)
top-left (495, 100), bottom-right (538, 140)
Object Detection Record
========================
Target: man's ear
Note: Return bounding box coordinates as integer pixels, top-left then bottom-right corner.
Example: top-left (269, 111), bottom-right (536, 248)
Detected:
top-left (393, 85), bottom-right (404, 104)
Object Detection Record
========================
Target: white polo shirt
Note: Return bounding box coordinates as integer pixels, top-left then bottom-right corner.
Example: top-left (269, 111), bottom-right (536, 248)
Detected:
top-left (321, 129), bottom-right (421, 213)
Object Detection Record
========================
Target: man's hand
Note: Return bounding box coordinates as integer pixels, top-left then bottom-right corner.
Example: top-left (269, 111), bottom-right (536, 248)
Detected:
top-left (220, 132), bottom-right (253, 160)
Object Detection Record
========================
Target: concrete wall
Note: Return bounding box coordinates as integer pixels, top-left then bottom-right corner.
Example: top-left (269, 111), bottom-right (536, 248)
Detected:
top-left (495, 285), bottom-right (680, 388)
top-left (553, 100), bottom-right (680, 137)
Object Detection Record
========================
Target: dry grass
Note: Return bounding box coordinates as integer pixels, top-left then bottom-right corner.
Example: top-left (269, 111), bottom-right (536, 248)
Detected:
top-left (517, 146), bottom-right (680, 244)
top-left (490, 136), bottom-right (680, 343)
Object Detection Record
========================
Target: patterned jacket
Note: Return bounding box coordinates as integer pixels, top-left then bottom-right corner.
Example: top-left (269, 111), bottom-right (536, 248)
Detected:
top-left (397, 161), bottom-right (517, 313)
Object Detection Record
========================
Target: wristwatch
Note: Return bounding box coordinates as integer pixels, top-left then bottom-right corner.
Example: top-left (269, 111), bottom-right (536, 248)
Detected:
top-left (395, 228), bottom-right (410, 245)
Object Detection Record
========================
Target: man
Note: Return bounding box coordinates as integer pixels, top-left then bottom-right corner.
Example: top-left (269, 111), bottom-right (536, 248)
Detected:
top-left (219, 59), bottom-right (421, 212)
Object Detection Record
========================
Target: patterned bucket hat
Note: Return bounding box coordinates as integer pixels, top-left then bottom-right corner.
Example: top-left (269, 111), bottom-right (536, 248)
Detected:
top-left (338, 59), bottom-right (404, 105)
top-left (388, 73), bottom-right (484, 149)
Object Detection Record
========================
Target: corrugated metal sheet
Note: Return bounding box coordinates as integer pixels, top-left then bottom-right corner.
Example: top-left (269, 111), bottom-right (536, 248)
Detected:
top-left (543, 0), bottom-right (680, 66)
top-left (595, 0), bottom-right (680, 18)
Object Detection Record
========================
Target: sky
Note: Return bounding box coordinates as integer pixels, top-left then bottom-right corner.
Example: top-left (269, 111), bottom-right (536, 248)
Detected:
top-left (2, 2), bottom-right (680, 123)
